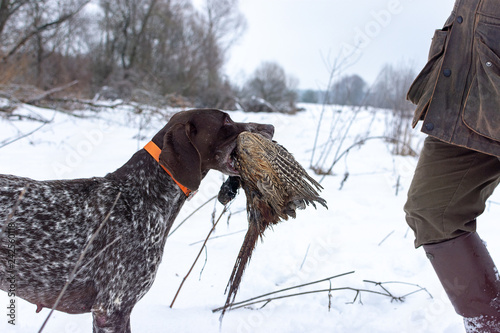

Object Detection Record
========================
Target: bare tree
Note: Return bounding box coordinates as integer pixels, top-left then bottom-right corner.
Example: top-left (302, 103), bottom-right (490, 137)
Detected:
top-left (368, 61), bottom-right (417, 156)
top-left (0, 0), bottom-right (90, 62)
top-left (144, 0), bottom-right (209, 97)
top-left (195, 0), bottom-right (246, 107)
top-left (330, 74), bottom-right (368, 106)
top-left (0, 0), bottom-right (247, 106)
top-left (0, 0), bottom-right (29, 38)
top-left (97, 0), bottom-right (158, 71)
top-left (242, 61), bottom-right (299, 113)
top-left (89, 0), bottom-right (245, 107)
top-left (0, 0), bottom-right (91, 90)
top-left (89, 0), bottom-right (196, 96)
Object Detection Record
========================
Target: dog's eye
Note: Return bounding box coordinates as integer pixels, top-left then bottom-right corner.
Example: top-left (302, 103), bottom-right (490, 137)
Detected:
top-left (224, 116), bottom-right (232, 125)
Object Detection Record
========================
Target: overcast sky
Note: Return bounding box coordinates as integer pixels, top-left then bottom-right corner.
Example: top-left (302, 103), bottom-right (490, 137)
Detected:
top-left (220, 0), bottom-right (456, 90)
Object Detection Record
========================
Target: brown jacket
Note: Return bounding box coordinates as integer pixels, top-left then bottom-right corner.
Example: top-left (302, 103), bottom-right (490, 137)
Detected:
top-left (407, 0), bottom-right (500, 157)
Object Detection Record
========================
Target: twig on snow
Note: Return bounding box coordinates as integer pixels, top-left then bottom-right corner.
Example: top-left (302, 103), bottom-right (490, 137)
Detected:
top-left (170, 204), bottom-right (230, 308)
top-left (299, 243), bottom-right (311, 271)
top-left (189, 229), bottom-right (246, 246)
top-left (363, 280), bottom-right (433, 300)
top-left (0, 112), bottom-right (55, 149)
top-left (378, 230), bottom-right (395, 246)
top-left (212, 272), bottom-right (355, 313)
top-left (213, 273), bottom-right (433, 313)
top-left (167, 195), bottom-right (217, 237)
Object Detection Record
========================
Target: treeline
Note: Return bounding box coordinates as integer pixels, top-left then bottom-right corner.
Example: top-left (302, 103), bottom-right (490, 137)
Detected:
top-left (300, 62), bottom-right (416, 114)
top-left (0, 0), bottom-right (299, 111)
top-left (300, 61), bottom-right (418, 156)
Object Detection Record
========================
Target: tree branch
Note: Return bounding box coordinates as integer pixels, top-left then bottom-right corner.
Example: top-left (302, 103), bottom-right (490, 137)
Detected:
top-left (2, 0), bottom-right (90, 62)
top-left (26, 80), bottom-right (79, 104)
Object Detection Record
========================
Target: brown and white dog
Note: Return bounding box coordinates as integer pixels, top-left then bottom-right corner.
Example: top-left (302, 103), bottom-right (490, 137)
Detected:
top-left (0, 109), bottom-right (274, 332)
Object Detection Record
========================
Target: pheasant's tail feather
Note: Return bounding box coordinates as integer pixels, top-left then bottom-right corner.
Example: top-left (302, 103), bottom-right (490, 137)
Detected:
top-left (303, 196), bottom-right (328, 209)
top-left (221, 219), bottom-right (261, 319)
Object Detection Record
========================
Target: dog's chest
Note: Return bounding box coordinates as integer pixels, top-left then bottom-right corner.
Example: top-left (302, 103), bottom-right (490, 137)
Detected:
top-left (88, 187), bottom-right (185, 305)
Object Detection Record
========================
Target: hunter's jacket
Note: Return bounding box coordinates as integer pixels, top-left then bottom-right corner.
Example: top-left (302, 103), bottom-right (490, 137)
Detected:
top-left (407, 0), bottom-right (500, 157)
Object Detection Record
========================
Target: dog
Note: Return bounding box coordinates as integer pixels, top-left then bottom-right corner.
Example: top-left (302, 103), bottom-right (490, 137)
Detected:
top-left (0, 109), bottom-right (274, 332)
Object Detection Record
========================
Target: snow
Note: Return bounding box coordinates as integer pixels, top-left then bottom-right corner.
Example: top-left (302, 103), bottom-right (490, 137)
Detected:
top-left (1, 103), bottom-right (499, 333)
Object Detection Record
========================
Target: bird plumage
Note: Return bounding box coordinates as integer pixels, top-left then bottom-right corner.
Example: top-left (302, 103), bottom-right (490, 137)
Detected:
top-left (221, 131), bottom-right (327, 318)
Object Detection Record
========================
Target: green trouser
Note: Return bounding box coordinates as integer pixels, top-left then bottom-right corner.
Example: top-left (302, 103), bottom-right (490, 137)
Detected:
top-left (405, 136), bottom-right (500, 248)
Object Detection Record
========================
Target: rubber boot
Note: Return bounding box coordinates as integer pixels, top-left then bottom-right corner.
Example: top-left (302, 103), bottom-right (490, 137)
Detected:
top-left (423, 232), bottom-right (500, 332)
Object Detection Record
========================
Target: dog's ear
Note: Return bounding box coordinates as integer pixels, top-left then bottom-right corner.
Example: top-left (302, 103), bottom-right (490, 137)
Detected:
top-left (159, 122), bottom-right (202, 191)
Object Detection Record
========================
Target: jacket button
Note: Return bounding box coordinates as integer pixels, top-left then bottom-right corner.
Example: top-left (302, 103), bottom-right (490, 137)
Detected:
top-left (457, 16), bottom-right (463, 24)
top-left (443, 68), bottom-right (452, 77)
top-left (425, 122), bottom-right (434, 131)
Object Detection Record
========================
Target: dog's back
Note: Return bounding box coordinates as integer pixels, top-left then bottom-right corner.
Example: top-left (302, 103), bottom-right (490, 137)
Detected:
top-left (0, 161), bottom-right (183, 316)
top-left (0, 174), bottom-right (118, 313)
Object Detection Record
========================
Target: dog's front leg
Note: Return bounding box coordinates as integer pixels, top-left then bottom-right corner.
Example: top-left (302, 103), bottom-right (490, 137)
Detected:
top-left (92, 307), bottom-right (132, 333)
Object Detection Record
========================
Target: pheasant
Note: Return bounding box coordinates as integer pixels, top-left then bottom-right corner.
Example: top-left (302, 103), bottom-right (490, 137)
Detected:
top-left (218, 131), bottom-right (327, 317)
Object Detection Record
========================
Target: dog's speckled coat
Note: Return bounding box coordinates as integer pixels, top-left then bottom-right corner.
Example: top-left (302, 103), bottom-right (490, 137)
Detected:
top-left (0, 109), bottom-right (274, 332)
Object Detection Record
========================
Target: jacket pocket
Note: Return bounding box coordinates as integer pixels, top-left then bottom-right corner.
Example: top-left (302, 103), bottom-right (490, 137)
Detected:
top-left (462, 21), bottom-right (500, 142)
top-left (407, 26), bottom-right (451, 126)
top-left (478, 1), bottom-right (500, 22)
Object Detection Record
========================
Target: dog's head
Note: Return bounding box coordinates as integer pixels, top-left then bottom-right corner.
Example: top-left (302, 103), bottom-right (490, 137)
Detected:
top-left (155, 109), bottom-right (274, 191)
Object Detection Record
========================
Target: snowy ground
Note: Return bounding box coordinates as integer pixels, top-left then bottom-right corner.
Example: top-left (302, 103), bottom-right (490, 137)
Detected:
top-left (0, 103), bottom-right (498, 333)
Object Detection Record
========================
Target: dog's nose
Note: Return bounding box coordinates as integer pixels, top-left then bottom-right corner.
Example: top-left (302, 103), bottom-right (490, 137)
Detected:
top-left (251, 123), bottom-right (274, 139)
top-left (264, 124), bottom-right (275, 138)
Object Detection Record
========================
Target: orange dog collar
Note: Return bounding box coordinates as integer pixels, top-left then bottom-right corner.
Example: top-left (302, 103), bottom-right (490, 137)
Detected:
top-left (144, 141), bottom-right (193, 198)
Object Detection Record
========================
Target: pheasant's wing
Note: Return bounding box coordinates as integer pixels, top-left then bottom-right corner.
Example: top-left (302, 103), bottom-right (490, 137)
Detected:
top-left (271, 142), bottom-right (328, 209)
